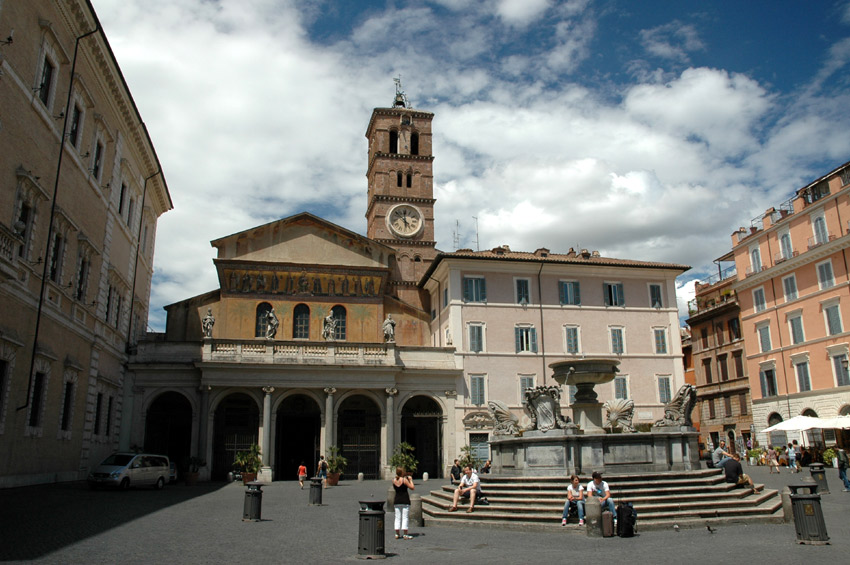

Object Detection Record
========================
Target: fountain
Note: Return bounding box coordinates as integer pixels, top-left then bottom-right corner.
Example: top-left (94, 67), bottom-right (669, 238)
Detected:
top-left (488, 358), bottom-right (700, 476)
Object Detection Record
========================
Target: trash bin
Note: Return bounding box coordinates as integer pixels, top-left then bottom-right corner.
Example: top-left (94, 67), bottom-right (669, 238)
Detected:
top-left (309, 476), bottom-right (323, 506)
top-left (357, 500), bottom-right (386, 559)
top-left (242, 482), bottom-right (263, 522)
top-left (788, 484), bottom-right (829, 545)
top-left (808, 463), bottom-right (829, 494)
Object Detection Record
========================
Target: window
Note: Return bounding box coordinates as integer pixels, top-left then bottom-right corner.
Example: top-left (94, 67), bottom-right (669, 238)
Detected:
top-left (519, 375), bottom-right (535, 400)
top-left (469, 432), bottom-right (489, 463)
top-left (28, 372), bottom-right (46, 428)
top-left (16, 200), bottom-right (33, 258)
top-left (94, 392), bottom-right (103, 435)
top-left (462, 277), bottom-right (486, 302)
top-left (733, 351), bottom-right (744, 379)
top-left (795, 361), bottom-right (811, 392)
top-left (817, 260), bottom-right (835, 289)
top-left (515, 326), bottom-right (538, 353)
top-left (614, 376), bottom-right (628, 399)
top-left (610, 327), bottom-right (624, 354)
top-left (565, 325), bottom-right (580, 354)
top-left (654, 328), bottom-right (667, 354)
top-left (112, 291), bottom-right (122, 330)
top-left (410, 132), bottom-right (419, 155)
top-left (649, 284), bottom-right (663, 308)
top-left (126, 198), bottom-right (134, 228)
top-left (468, 323), bottom-right (484, 353)
top-left (708, 399), bottom-right (716, 419)
top-left (728, 318), bottom-right (741, 340)
top-left (739, 394), bottom-right (748, 415)
top-left (782, 275), bottom-right (798, 302)
top-left (825, 302), bottom-right (843, 335)
top-left (789, 314), bottom-right (805, 344)
top-left (469, 375), bottom-right (485, 406)
top-left (658, 376), bottom-right (671, 404)
top-left (715, 323), bottom-right (725, 345)
top-left (750, 247), bottom-right (762, 273)
top-left (293, 304), bottom-right (310, 339)
top-left (832, 354), bottom-right (850, 387)
top-left (723, 395), bottom-right (733, 417)
top-left (105, 396), bottom-right (114, 436)
top-left (759, 368), bottom-right (778, 397)
top-left (332, 305), bottom-right (346, 340)
top-left (92, 141), bottom-right (104, 181)
top-left (604, 282), bottom-right (625, 306)
top-left (48, 232), bottom-right (65, 283)
top-left (559, 281), bottom-right (580, 305)
top-left (758, 324), bottom-right (772, 353)
top-left (753, 288), bottom-right (766, 312)
top-left (813, 215), bottom-right (828, 245)
top-left (780, 232), bottom-right (793, 260)
top-left (515, 278), bottom-right (530, 304)
top-left (700, 327), bottom-right (708, 348)
top-left (718, 354), bottom-right (729, 381)
top-left (119, 184), bottom-right (127, 215)
top-left (75, 252), bottom-right (90, 301)
top-left (406, 173), bottom-right (412, 188)
top-left (443, 288), bottom-right (448, 308)
top-left (60, 381), bottom-right (74, 432)
top-left (389, 130), bottom-right (398, 154)
top-left (37, 56), bottom-right (55, 106)
top-left (69, 104), bottom-right (82, 148)
top-left (703, 358), bottom-right (713, 384)
top-left (396, 171), bottom-right (402, 187)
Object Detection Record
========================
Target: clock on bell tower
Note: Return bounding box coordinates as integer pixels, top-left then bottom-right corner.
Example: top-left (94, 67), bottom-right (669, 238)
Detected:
top-left (365, 81), bottom-right (437, 309)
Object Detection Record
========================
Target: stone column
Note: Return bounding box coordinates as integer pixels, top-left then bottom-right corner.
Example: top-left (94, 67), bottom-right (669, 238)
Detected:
top-left (198, 386), bottom-right (210, 481)
top-left (323, 387), bottom-right (336, 452)
top-left (385, 387), bottom-right (398, 463)
top-left (259, 386), bottom-right (274, 483)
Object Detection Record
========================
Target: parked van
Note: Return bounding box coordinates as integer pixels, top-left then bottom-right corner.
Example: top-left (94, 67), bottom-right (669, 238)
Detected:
top-left (87, 453), bottom-right (170, 490)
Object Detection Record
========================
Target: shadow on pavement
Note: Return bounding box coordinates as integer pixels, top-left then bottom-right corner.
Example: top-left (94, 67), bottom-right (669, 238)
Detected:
top-left (0, 480), bottom-right (228, 561)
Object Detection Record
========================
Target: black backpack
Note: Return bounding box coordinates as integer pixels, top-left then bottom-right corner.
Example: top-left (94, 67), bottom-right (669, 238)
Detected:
top-left (616, 502), bottom-right (637, 537)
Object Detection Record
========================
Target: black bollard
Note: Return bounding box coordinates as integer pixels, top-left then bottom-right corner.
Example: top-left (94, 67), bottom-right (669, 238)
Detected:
top-left (309, 476), bottom-right (323, 506)
top-left (242, 482), bottom-right (263, 521)
top-left (357, 500), bottom-right (386, 559)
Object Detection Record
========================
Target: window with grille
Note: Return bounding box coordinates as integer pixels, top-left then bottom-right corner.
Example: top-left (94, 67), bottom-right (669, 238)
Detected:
top-left (293, 304), bottom-right (310, 339)
top-left (658, 376), bottom-right (671, 403)
top-left (470, 433), bottom-right (489, 464)
top-left (610, 327), bottom-right (624, 354)
top-left (654, 328), bottom-right (667, 354)
top-left (515, 326), bottom-right (538, 353)
top-left (604, 282), bottom-right (625, 306)
top-left (614, 376), bottom-right (628, 400)
top-left (469, 323), bottom-right (484, 353)
top-left (559, 281), bottom-right (580, 305)
top-left (332, 305), bottom-right (346, 340)
top-left (469, 375), bottom-right (485, 406)
top-left (565, 326), bottom-right (579, 354)
top-left (463, 277), bottom-right (486, 302)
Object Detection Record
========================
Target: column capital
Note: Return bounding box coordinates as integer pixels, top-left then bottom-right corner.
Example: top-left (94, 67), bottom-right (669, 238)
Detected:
top-left (262, 386), bottom-right (275, 395)
top-left (385, 387), bottom-right (398, 397)
top-left (444, 390), bottom-right (458, 398)
top-left (324, 387), bottom-right (337, 396)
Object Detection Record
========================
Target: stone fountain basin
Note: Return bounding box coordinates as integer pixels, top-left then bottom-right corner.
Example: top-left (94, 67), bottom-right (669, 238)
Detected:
top-left (549, 359), bottom-right (620, 387)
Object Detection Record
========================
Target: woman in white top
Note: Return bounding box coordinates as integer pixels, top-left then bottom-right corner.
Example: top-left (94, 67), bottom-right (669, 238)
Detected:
top-left (562, 474), bottom-right (585, 526)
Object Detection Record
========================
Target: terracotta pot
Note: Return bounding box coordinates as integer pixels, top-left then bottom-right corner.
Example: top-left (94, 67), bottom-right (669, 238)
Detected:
top-left (327, 472), bottom-right (341, 486)
top-left (242, 472), bottom-right (257, 484)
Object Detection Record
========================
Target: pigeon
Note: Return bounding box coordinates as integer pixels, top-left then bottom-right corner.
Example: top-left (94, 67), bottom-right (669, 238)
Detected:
top-left (706, 523), bottom-right (717, 534)
top-left (673, 525), bottom-right (680, 532)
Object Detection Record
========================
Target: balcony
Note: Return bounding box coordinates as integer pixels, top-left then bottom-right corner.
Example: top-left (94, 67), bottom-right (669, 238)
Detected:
top-left (773, 250), bottom-right (799, 265)
top-left (0, 222), bottom-right (20, 280)
top-left (204, 340), bottom-right (396, 366)
top-left (808, 233), bottom-right (835, 250)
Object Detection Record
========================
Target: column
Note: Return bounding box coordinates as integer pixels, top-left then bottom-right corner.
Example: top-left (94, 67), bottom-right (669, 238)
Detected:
top-left (385, 388), bottom-right (398, 463)
top-left (323, 387), bottom-right (336, 452)
top-left (198, 386), bottom-right (210, 480)
top-left (259, 386), bottom-right (274, 483)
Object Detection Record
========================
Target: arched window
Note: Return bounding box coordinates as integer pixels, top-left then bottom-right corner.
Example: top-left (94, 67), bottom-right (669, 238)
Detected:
top-left (767, 412), bottom-right (783, 426)
top-left (780, 233), bottom-right (793, 259)
top-left (410, 132), bottom-right (419, 155)
top-left (814, 216), bottom-right (828, 244)
top-left (397, 171), bottom-right (403, 187)
top-left (801, 408), bottom-right (818, 417)
top-left (389, 130), bottom-right (398, 154)
top-left (332, 305), bottom-right (346, 341)
top-left (255, 302), bottom-right (272, 337)
top-left (840, 405), bottom-right (850, 416)
top-left (751, 248), bottom-right (762, 272)
top-left (406, 173), bottom-right (412, 188)
top-left (293, 304), bottom-right (310, 339)
top-left (414, 255), bottom-right (421, 263)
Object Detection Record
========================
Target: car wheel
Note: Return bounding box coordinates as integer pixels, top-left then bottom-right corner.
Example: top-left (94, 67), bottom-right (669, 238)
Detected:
top-left (119, 478), bottom-right (130, 490)
top-left (155, 477), bottom-right (165, 490)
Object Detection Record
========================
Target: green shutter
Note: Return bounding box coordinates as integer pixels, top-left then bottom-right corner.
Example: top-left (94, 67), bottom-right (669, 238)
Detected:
top-left (531, 328), bottom-right (538, 353)
top-left (515, 327), bottom-right (521, 353)
top-left (573, 282), bottom-right (580, 305)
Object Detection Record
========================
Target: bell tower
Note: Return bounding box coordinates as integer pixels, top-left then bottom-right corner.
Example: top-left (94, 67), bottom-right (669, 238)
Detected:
top-left (365, 80), bottom-right (436, 310)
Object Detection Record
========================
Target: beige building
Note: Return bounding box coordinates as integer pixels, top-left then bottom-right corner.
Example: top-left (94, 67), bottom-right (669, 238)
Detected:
top-left (0, 0), bottom-right (172, 487)
top-left (727, 161), bottom-right (850, 447)
top-left (421, 248), bottom-right (689, 460)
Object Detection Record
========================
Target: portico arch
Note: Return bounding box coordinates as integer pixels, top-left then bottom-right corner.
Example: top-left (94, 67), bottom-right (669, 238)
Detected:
top-left (400, 394), bottom-right (443, 479)
top-left (275, 392), bottom-right (321, 480)
top-left (144, 391), bottom-right (193, 472)
top-left (337, 393), bottom-right (382, 479)
top-left (212, 392), bottom-right (260, 480)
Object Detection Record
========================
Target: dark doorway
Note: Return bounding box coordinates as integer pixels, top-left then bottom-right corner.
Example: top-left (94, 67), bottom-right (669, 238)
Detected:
top-left (144, 392), bottom-right (192, 470)
top-left (400, 395), bottom-right (443, 479)
top-left (337, 395), bottom-right (381, 479)
top-left (276, 394), bottom-right (321, 480)
top-left (212, 393), bottom-right (259, 480)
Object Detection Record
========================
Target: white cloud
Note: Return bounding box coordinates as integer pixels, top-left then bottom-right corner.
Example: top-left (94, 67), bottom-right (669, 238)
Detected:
top-left (495, 0), bottom-right (552, 26)
top-left (639, 20), bottom-right (705, 64)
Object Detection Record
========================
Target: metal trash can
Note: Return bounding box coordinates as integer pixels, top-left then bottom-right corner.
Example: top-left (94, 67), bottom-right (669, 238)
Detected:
top-left (788, 484), bottom-right (829, 544)
top-left (357, 500), bottom-right (386, 559)
top-left (309, 477), bottom-right (323, 506)
top-left (808, 462), bottom-right (829, 494)
top-left (242, 482), bottom-right (263, 522)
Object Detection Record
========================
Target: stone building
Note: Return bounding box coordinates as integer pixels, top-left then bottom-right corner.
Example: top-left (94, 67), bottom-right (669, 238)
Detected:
top-left (0, 0), bottom-right (172, 487)
top-left (686, 272), bottom-right (752, 454)
top-left (726, 161), bottom-right (850, 447)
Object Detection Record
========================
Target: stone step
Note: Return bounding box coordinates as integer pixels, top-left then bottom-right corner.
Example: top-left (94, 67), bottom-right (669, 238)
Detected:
top-left (437, 481), bottom-right (733, 497)
top-left (475, 468), bottom-right (721, 484)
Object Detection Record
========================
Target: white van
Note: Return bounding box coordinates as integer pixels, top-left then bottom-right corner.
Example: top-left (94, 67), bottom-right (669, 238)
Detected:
top-left (87, 453), bottom-right (170, 490)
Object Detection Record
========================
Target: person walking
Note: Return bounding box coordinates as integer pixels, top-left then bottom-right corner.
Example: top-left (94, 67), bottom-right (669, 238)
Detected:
top-left (297, 461), bottom-right (308, 489)
top-left (316, 455), bottom-right (328, 488)
top-left (767, 446), bottom-right (780, 474)
top-left (837, 448), bottom-right (850, 492)
top-left (392, 467), bottom-right (415, 539)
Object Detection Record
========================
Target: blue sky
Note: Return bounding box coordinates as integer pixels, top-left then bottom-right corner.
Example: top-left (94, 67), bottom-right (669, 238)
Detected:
top-left (90, 0), bottom-right (850, 331)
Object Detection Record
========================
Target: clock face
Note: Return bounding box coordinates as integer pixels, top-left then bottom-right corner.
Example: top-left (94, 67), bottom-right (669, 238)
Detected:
top-left (387, 204), bottom-right (423, 238)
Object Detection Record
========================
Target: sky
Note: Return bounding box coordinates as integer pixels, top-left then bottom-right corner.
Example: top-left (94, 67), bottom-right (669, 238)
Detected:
top-left (88, 0), bottom-right (850, 332)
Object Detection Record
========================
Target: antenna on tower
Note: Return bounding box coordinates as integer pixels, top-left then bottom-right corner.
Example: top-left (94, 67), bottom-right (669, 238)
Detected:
top-left (473, 216), bottom-right (480, 251)
top-left (453, 220), bottom-right (460, 249)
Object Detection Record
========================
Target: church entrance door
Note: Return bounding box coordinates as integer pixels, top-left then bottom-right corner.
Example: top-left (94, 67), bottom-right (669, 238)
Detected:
top-left (337, 395), bottom-right (381, 479)
top-left (400, 396), bottom-right (442, 479)
top-left (276, 394), bottom-right (321, 480)
top-left (144, 391), bottom-right (192, 471)
top-left (212, 393), bottom-right (259, 480)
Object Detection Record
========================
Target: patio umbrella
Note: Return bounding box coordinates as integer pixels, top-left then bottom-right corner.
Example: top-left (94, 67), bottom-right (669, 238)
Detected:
top-left (761, 415), bottom-right (826, 433)
top-left (820, 415), bottom-right (850, 429)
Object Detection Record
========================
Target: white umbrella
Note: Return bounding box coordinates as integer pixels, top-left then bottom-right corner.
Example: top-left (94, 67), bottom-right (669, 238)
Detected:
top-left (820, 415), bottom-right (850, 429)
top-left (761, 415), bottom-right (826, 433)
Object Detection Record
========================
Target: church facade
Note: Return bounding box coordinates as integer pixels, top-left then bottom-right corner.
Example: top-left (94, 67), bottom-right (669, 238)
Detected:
top-left (129, 91), bottom-right (689, 481)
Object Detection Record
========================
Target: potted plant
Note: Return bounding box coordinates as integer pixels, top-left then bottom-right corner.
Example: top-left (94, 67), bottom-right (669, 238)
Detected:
top-left (234, 444), bottom-right (262, 484)
top-left (457, 445), bottom-right (481, 472)
top-left (822, 447), bottom-right (837, 467)
top-left (185, 456), bottom-right (206, 486)
top-left (389, 442), bottom-right (418, 476)
top-left (326, 445), bottom-right (348, 486)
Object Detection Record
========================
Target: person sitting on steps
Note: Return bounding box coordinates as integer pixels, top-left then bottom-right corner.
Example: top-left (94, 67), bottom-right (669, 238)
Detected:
top-left (448, 465), bottom-right (480, 513)
top-left (562, 474), bottom-right (586, 526)
top-left (721, 453), bottom-right (762, 492)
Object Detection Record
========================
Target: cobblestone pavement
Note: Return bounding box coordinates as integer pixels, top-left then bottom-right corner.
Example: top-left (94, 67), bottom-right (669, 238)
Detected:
top-left (0, 465), bottom-right (847, 564)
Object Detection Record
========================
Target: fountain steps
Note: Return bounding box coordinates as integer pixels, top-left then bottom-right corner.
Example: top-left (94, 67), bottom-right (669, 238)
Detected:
top-left (421, 470), bottom-right (784, 531)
